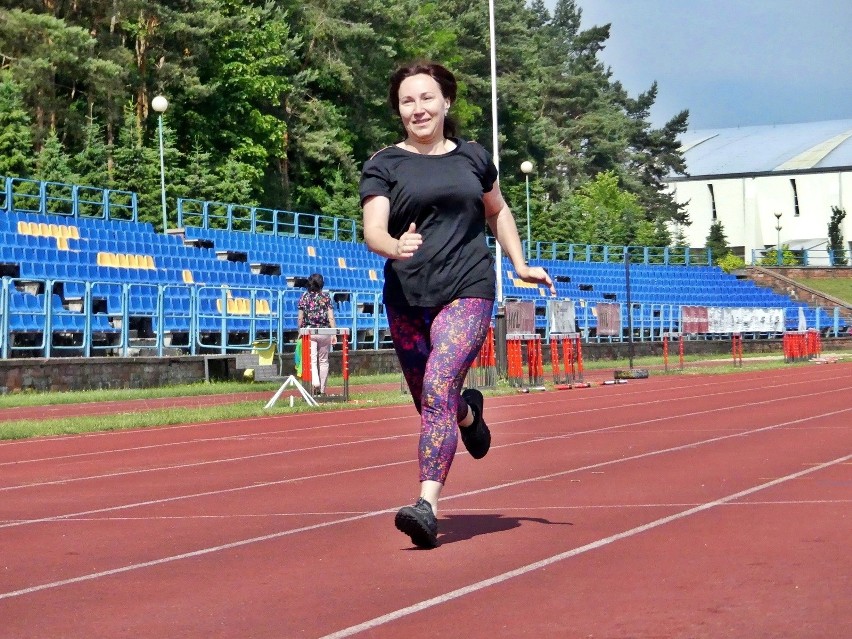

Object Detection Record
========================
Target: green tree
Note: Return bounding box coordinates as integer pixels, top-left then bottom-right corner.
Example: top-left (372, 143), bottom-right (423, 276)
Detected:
top-left (34, 128), bottom-right (76, 184)
top-left (760, 245), bottom-right (799, 267)
top-left (178, 142), bottom-right (221, 204)
top-left (705, 220), bottom-right (731, 264)
top-left (33, 128), bottom-right (78, 213)
top-left (73, 115), bottom-right (110, 188)
top-left (0, 0), bottom-right (691, 247)
top-left (572, 171), bottom-right (642, 247)
top-left (0, 9), bottom-right (96, 148)
top-left (111, 102), bottom-right (163, 227)
top-left (828, 206), bottom-right (848, 266)
top-left (0, 73), bottom-right (34, 178)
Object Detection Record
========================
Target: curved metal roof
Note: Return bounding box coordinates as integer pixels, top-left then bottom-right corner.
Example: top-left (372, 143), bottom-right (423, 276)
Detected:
top-left (673, 119), bottom-right (852, 178)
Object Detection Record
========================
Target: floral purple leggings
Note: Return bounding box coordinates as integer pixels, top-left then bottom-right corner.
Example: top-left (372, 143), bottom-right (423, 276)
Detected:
top-left (387, 298), bottom-right (494, 484)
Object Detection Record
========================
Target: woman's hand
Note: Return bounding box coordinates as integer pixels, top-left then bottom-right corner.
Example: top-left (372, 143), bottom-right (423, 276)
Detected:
top-left (395, 222), bottom-right (422, 259)
top-left (515, 264), bottom-right (556, 295)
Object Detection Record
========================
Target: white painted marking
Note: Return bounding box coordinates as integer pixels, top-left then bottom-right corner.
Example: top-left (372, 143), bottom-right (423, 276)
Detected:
top-left (318, 454), bottom-right (852, 639)
top-left (0, 409), bottom-right (848, 599)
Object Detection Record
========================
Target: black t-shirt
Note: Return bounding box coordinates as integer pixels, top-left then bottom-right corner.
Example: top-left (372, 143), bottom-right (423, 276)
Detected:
top-left (359, 139), bottom-right (499, 307)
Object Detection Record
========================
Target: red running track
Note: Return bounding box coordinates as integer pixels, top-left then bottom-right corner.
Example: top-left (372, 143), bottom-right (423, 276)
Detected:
top-left (0, 364), bottom-right (850, 638)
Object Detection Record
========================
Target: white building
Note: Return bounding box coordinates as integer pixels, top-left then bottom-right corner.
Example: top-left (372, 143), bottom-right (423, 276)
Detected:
top-left (664, 119), bottom-right (852, 264)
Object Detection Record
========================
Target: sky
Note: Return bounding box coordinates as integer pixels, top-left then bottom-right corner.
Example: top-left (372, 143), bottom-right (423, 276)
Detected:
top-left (542, 0), bottom-right (852, 131)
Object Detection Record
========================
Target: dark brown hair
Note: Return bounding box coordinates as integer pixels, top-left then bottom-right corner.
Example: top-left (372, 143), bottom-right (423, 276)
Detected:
top-left (306, 273), bottom-right (324, 293)
top-left (388, 61), bottom-right (459, 138)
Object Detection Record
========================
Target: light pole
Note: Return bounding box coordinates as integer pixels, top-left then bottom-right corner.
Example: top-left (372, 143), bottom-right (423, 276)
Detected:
top-left (774, 211), bottom-right (782, 265)
top-left (152, 95), bottom-right (169, 232)
top-left (488, 0), bottom-right (508, 377)
top-left (520, 160), bottom-right (533, 261)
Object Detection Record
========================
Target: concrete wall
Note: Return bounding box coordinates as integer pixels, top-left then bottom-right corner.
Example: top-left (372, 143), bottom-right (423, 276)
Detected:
top-left (3, 338), bottom-right (851, 393)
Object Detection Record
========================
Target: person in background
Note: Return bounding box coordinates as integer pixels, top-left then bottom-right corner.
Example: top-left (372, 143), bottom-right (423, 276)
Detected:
top-left (359, 61), bottom-right (555, 548)
top-left (297, 273), bottom-right (336, 395)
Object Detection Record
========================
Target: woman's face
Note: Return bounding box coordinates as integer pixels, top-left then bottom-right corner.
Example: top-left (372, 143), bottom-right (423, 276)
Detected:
top-left (397, 73), bottom-right (450, 144)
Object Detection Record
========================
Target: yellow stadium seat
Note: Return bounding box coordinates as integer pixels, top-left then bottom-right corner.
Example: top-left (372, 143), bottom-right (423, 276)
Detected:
top-left (257, 300), bottom-right (270, 315)
top-left (369, 269), bottom-right (378, 281)
top-left (56, 237), bottom-right (69, 250)
top-left (27, 222), bottom-right (39, 235)
top-left (68, 226), bottom-right (80, 240)
top-left (338, 257), bottom-right (347, 268)
top-left (307, 246), bottom-right (316, 257)
top-left (48, 224), bottom-right (61, 238)
top-left (37, 223), bottom-right (50, 236)
top-left (117, 254), bottom-right (129, 268)
top-left (182, 270), bottom-right (194, 283)
top-left (17, 221), bottom-right (28, 234)
top-left (144, 255), bottom-right (155, 269)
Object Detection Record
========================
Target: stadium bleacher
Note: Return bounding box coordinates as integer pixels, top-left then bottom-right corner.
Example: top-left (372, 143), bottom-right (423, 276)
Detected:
top-left (0, 175), bottom-right (844, 359)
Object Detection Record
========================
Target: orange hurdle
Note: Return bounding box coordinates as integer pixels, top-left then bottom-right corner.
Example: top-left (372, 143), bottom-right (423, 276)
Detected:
top-left (507, 333), bottom-right (545, 389)
top-left (731, 333), bottom-right (743, 367)
top-left (466, 325), bottom-right (497, 389)
top-left (550, 332), bottom-right (589, 389)
top-left (663, 332), bottom-right (684, 372)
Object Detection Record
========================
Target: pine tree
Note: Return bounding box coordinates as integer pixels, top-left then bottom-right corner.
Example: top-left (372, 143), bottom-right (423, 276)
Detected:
top-left (705, 220), bottom-right (730, 264)
top-left (112, 102), bottom-right (162, 227)
top-left (34, 129), bottom-right (77, 184)
top-left (0, 74), bottom-right (34, 178)
top-left (73, 114), bottom-right (110, 189)
top-left (828, 206), bottom-right (848, 266)
top-left (33, 128), bottom-right (78, 214)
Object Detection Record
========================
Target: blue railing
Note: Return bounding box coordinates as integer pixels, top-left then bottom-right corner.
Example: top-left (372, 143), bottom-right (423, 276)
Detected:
top-left (3, 275), bottom-right (846, 361)
top-left (531, 241), bottom-right (713, 266)
top-left (0, 277), bottom-right (389, 358)
top-left (176, 198), bottom-right (359, 243)
top-left (751, 247), bottom-right (852, 267)
top-left (2, 176), bottom-right (137, 222)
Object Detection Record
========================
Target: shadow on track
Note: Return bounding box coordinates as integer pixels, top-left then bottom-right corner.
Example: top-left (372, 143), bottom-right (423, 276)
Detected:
top-left (436, 513), bottom-right (573, 545)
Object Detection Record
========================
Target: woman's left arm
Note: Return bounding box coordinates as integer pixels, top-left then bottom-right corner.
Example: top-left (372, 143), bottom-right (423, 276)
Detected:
top-left (483, 185), bottom-right (556, 294)
top-left (326, 297), bottom-right (336, 329)
top-left (326, 296), bottom-right (338, 343)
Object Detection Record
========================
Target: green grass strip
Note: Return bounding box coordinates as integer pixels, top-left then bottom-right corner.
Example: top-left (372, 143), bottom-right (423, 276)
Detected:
top-left (0, 353), bottom-right (844, 441)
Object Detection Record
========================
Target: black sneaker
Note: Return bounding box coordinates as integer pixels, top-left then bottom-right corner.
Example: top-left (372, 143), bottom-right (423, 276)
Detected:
top-left (395, 498), bottom-right (438, 548)
top-left (460, 388), bottom-right (491, 459)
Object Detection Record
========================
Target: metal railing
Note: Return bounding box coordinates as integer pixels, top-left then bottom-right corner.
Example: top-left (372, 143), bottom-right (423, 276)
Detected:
top-left (0, 277), bottom-right (387, 358)
top-left (751, 247), bottom-right (852, 267)
top-left (176, 198), bottom-right (358, 243)
top-left (2, 176), bottom-right (137, 222)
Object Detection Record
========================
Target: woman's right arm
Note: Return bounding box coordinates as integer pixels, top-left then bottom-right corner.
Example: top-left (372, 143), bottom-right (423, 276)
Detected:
top-left (362, 195), bottom-right (421, 260)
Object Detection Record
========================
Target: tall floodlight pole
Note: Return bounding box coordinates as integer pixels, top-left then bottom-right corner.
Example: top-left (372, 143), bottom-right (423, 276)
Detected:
top-left (152, 95), bottom-right (169, 232)
top-left (488, 0), bottom-right (508, 376)
top-left (521, 160), bottom-right (533, 261)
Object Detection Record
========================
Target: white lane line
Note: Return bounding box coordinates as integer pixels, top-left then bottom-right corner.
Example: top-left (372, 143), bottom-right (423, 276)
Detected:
top-left (2, 382), bottom-right (847, 492)
top-left (1, 400), bottom-right (848, 532)
top-left (0, 414), bottom-right (407, 467)
top-left (2, 368), bottom-right (848, 464)
top-left (318, 453), bottom-right (852, 639)
top-left (0, 457), bottom-right (413, 530)
top-left (1, 409), bottom-right (848, 599)
top-left (0, 432), bottom-right (413, 492)
top-left (6, 499), bottom-right (847, 524)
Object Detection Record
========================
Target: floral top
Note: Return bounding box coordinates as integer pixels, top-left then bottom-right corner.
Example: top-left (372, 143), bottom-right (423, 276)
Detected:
top-left (298, 291), bottom-right (333, 328)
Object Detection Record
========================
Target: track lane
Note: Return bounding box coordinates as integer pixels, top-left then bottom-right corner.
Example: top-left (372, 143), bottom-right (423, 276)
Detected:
top-left (0, 364), bottom-right (848, 636)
